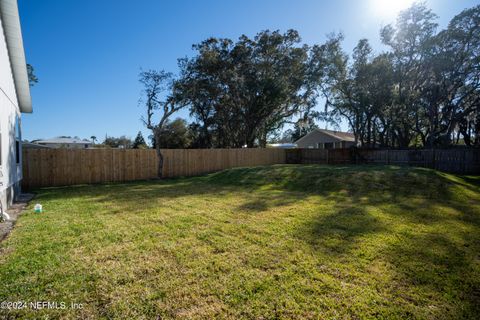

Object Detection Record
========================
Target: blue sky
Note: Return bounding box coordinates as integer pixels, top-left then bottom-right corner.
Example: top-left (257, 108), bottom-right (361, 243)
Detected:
top-left (19, 0), bottom-right (479, 142)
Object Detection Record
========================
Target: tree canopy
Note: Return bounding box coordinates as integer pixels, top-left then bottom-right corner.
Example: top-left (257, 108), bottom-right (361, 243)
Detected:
top-left (318, 3), bottom-right (480, 147)
top-left (152, 118), bottom-right (191, 149)
top-left (27, 63), bottom-right (38, 87)
top-left (175, 30), bottom-right (320, 148)
top-left (132, 131), bottom-right (148, 149)
top-left (141, 3), bottom-right (480, 149)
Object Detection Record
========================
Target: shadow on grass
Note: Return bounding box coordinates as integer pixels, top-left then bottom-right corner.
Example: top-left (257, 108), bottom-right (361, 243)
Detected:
top-left (32, 164), bottom-right (480, 231)
top-left (31, 164), bottom-right (457, 198)
top-left (235, 191), bottom-right (308, 212)
top-left (299, 202), bottom-right (386, 256)
top-left (387, 231), bottom-right (480, 317)
top-left (30, 164), bottom-right (480, 316)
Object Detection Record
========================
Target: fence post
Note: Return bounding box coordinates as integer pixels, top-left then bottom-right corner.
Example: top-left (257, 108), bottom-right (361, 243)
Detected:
top-left (326, 149), bottom-right (329, 165)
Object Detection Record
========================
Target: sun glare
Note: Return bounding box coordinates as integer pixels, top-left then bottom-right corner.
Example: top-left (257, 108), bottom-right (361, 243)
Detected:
top-left (370, 0), bottom-right (416, 19)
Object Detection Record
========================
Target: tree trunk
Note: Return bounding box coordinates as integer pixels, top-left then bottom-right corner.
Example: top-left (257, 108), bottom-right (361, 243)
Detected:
top-left (367, 115), bottom-right (372, 148)
top-left (155, 131), bottom-right (164, 178)
top-left (259, 130), bottom-right (267, 148)
top-left (156, 147), bottom-right (164, 178)
top-left (246, 135), bottom-right (256, 148)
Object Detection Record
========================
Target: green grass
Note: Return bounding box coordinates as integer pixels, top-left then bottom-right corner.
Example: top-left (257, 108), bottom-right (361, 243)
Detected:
top-left (0, 165), bottom-right (479, 319)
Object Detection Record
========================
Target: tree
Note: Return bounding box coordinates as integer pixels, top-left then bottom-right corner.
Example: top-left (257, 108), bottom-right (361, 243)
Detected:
top-left (380, 3), bottom-right (439, 147)
top-left (154, 118), bottom-right (191, 149)
top-left (176, 30), bottom-right (320, 148)
top-left (315, 3), bottom-right (479, 148)
top-left (140, 70), bottom-right (187, 177)
top-left (187, 122), bottom-right (212, 148)
top-left (309, 33), bottom-right (362, 143)
top-left (142, 3), bottom-right (480, 150)
top-left (90, 136), bottom-right (97, 144)
top-left (282, 117), bottom-right (319, 142)
top-left (103, 135), bottom-right (132, 148)
top-left (132, 131), bottom-right (148, 149)
top-left (317, 38), bottom-right (395, 147)
top-left (103, 136), bottom-right (117, 148)
top-left (27, 63), bottom-right (38, 87)
top-left (117, 136), bottom-right (132, 148)
top-left (424, 5), bottom-right (480, 146)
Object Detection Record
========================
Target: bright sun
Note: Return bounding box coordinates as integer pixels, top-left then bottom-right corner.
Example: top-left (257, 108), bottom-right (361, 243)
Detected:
top-left (370, 0), bottom-right (416, 19)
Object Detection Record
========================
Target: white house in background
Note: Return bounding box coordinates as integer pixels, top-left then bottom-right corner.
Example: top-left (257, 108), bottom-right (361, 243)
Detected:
top-left (31, 137), bottom-right (93, 149)
top-left (0, 0), bottom-right (32, 210)
top-left (295, 128), bottom-right (356, 149)
top-left (22, 142), bottom-right (52, 149)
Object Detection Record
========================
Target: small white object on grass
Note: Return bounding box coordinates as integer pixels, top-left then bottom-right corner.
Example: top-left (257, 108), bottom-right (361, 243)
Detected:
top-left (34, 204), bottom-right (43, 213)
top-left (2, 211), bottom-right (11, 221)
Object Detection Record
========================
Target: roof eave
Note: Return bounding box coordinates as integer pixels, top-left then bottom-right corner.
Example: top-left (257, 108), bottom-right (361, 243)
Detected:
top-left (317, 129), bottom-right (355, 142)
top-left (294, 128), bottom-right (320, 144)
top-left (0, 0), bottom-right (32, 113)
top-left (294, 128), bottom-right (356, 144)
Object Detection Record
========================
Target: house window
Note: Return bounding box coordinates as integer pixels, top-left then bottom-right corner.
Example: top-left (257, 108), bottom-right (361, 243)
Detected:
top-left (317, 143), bottom-right (324, 149)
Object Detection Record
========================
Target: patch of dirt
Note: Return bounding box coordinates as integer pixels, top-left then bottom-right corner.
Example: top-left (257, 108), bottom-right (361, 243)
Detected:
top-left (0, 193), bottom-right (35, 243)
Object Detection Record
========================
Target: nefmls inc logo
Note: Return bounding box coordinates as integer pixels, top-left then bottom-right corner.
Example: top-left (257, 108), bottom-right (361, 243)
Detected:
top-left (29, 301), bottom-right (67, 310)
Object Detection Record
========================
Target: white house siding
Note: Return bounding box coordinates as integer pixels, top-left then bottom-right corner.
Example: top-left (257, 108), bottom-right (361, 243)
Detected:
top-left (0, 10), bottom-right (22, 209)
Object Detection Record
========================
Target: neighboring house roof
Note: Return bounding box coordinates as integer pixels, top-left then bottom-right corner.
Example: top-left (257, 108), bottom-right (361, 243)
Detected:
top-left (32, 137), bottom-right (93, 145)
top-left (319, 129), bottom-right (355, 142)
top-left (295, 128), bottom-right (355, 144)
top-left (0, 0), bottom-right (32, 113)
top-left (22, 142), bottom-right (53, 149)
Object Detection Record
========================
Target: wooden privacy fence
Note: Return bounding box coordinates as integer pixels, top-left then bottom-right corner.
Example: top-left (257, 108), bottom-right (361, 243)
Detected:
top-left (22, 147), bottom-right (479, 189)
top-left (286, 148), bottom-right (480, 174)
top-left (22, 148), bottom-right (286, 189)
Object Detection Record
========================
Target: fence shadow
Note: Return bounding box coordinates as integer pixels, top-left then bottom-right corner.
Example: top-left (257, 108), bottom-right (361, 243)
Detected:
top-left (28, 164), bottom-right (480, 317)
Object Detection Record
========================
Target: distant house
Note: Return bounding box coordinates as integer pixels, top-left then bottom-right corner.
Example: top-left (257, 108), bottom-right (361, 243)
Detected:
top-left (295, 129), bottom-right (356, 149)
top-left (31, 137), bottom-right (93, 149)
top-left (1, 0), bottom-right (32, 209)
top-left (22, 142), bottom-right (52, 149)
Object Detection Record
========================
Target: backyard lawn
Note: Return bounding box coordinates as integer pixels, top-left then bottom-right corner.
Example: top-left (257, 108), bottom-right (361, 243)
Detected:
top-left (0, 165), bottom-right (479, 319)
